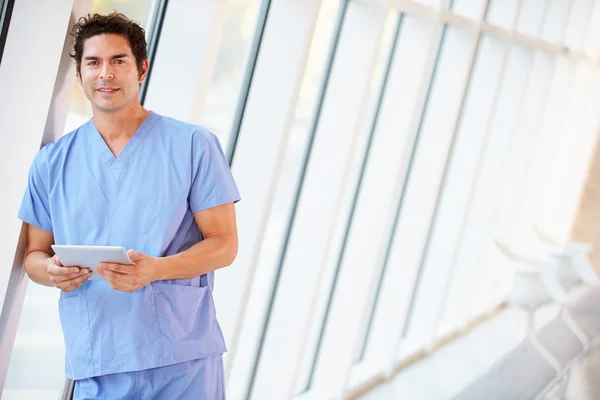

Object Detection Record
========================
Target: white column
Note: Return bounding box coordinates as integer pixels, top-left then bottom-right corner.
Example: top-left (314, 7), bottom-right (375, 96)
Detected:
top-left (0, 0), bottom-right (93, 390)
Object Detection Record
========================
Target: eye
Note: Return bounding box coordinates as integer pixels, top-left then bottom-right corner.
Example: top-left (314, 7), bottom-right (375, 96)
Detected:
top-left (114, 59), bottom-right (125, 64)
top-left (87, 61), bottom-right (98, 66)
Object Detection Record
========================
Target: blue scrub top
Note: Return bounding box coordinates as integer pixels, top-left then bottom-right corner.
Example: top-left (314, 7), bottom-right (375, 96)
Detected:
top-left (18, 112), bottom-right (241, 379)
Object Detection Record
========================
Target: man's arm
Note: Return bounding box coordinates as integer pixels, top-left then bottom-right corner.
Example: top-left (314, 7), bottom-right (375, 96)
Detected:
top-left (96, 202), bottom-right (238, 291)
top-left (23, 223), bottom-right (91, 290)
top-left (24, 224), bottom-right (57, 286)
top-left (154, 202), bottom-right (238, 280)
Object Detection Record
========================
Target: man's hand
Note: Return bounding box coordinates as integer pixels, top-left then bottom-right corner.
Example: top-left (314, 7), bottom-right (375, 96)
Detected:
top-left (95, 250), bottom-right (156, 293)
top-left (47, 255), bottom-right (92, 292)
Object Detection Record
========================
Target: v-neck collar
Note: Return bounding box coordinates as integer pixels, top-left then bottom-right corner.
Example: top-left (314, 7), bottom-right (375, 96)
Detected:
top-left (88, 111), bottom-right (160, 181)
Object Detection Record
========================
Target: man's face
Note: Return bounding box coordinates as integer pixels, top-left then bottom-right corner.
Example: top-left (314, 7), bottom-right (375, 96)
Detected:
top-left (77, 33), bottom-right (148, 114)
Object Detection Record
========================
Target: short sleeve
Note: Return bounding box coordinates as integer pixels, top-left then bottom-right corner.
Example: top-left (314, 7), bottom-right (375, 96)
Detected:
top-left (189, 131), bottom-right (241, 213)
top-left (18, 153), bottom-right (53, 232)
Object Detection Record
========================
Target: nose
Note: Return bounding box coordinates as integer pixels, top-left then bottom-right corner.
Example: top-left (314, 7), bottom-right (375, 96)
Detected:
top-left (99, 64), bottom-right (114, 80)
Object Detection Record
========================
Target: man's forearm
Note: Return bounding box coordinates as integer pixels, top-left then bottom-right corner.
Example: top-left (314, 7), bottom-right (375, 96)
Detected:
top-left (24, 251), bottom-right (54, 287)
top-left (153, 235), bottom-right (237, 281)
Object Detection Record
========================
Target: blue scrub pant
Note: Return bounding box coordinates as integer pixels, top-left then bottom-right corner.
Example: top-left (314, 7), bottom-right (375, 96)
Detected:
top-left (73, 355), bottom-right (225, 400)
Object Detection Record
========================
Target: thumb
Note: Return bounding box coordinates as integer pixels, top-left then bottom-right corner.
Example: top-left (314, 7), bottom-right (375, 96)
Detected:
top-left (127, 249), bottom-right (144, 261)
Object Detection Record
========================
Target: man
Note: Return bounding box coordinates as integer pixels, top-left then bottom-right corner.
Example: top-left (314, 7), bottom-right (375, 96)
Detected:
top-left (18, 12), bottom-right (239, 399)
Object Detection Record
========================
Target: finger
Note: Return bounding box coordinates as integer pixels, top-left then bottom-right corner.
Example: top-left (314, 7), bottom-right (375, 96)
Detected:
top-left (50, 267), bottom-right (90, 286)
top-left (52, 255), bottom-right (64, 267)
top-left (103, 275), bottom-right (123, 292)
top-left (51, 274), bottom-right (82, 286)
top-left (112, 282), bottom-right (137, 293)
top-left (60, 271), bottom-right (92, 292)
top-left (48, 257), bottom-right (81, 274)
top-left (48, 263), bottom-right (81, 276)
top-left (98, 267), bottom-right (127, 282)
top-left (64, 276), bottom-right (90, 291)
top-left (101, 270), bottom-right (139, 293)
top-left (127, 249), bottom-right (142, 262)
top-left (99, 262), bottom-right (131, 274)
top-left (55, 269), bottom-right (91, 284)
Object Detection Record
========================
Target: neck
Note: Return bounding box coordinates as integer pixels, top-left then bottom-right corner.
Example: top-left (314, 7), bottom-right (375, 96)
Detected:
top-left (92, 103), bottom-right (151, 142)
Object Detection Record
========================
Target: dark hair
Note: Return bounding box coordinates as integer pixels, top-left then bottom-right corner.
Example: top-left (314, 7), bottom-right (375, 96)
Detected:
top-left (70, 12), bottom-right (147, 74)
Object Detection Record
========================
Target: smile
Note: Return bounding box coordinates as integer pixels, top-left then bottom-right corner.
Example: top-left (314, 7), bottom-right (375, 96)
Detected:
top-left (96, 88), bottom-right (119, 93)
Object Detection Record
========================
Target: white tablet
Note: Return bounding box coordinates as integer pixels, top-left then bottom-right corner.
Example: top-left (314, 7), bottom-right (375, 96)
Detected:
top-left (51, 245), bottom-right (133, 281)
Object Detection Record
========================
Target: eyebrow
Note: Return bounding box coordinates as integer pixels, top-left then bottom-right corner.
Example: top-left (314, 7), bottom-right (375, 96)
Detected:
top-left (84, 54), bottom-right (129, 61)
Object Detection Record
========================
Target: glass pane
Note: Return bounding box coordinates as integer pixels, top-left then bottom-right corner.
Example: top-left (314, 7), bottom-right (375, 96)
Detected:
top-left (492, 51), bottom-right (554, 253)
top-left (583, 5), bottom-right (600, 56)
top-left (387, 24), bottom-right (478, 354)
top-left (439, 49), bottom-right (554, 338)
top-left (486, 0), bottom-right (520, 30)
top-left (200, 0), bottom-right (262, 153)
top-left (540, 0), bottom-right (571, 44)
top-left (413, 0), bottom-right (443, 9)
top-left (2, 2), bottom-right (156, 399)
top-left (481, 51), bottom-right (555, 309)
top-left (516, 0), bottom-right (548, 38)
top-left (451, 44), bottom-right (533, 326)
top-left (469, 45), bottom-right (536, 318)
top-left (224, 1), bottom-right (343, 399)
top-left (409, 34), bottom-right (508, 342)
top-left (535, 60), bottom-right (596, 246)
top-left (432, 34), bottom-right (508, 337)
top-left (358, 14), bottom-right (439, 365)
top-left (510, 57), bottom-right (575, 255)
top-left (450, 0), bottom-right (487, 20)
top-left (296, 10), bottom-right (399, 392)
top-left (289, 0), bottom-right (346, 385)
top-left (563, 0), bottom-right (595, 51)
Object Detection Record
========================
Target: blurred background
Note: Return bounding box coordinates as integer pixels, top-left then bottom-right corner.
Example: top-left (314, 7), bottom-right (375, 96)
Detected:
top-left (2, 0), bottom-right (600, 399)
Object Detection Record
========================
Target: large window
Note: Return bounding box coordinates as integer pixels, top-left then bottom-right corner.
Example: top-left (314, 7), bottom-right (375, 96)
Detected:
top-left (1, 0), bottom-right (599, 399)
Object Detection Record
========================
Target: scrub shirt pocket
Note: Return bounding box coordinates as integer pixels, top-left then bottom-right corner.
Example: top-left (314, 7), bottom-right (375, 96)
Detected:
top-left (151, 281), bottom-right (226, 362)
top-left (160, 275), bottom-right (202, 287)
top-left (58, 293), bottom-right (94, 377)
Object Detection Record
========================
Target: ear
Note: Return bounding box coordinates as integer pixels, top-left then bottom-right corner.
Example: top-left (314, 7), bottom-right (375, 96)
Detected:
top-left (75, 65), bottom-right (82, 85)
top-left (138, 59), bottom-right (149, 84)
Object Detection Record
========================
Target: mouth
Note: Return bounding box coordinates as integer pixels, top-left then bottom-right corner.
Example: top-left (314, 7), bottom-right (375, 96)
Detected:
top-left (96, 87), bottom-right (120, 94)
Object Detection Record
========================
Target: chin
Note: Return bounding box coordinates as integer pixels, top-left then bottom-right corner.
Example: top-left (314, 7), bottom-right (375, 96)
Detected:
top-left (94, 100), bottom-right (122, 112)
